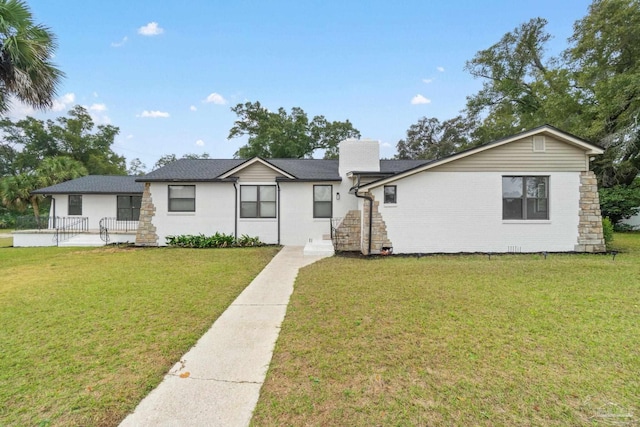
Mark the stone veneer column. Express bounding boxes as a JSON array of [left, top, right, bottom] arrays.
[[361, 195, 392, 255], [135, 182, 159, 246], [334, 210, 362, 251], [575, 171, 606, 253]]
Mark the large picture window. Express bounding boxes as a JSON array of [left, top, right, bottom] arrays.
[[168, 185, 195, 212], [68, 195, 82, 215], [502, 176, 549, 220], [313, 185, 332, 218], [240, 185, 276, 218], [117, 195, 142, 220]]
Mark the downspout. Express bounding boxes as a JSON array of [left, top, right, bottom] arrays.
[[233, 180, 238, 240], [352, 176, 373, 256], [276, 182, 281, 245]]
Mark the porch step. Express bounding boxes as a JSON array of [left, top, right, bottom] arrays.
[[303, 238, 335, 257], [58, 234, 106, 247]]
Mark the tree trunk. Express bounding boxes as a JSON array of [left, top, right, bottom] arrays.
[[30, 195, 41, 228]]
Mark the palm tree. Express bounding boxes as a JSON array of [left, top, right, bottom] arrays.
[[0, 156, 86, 224], [0, 0, 63, 114]]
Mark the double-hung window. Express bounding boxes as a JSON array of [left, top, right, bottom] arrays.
[[384, 185, 397, 204], [168, 185, 195, 212], [68, 195, 82, 215], [241, 185, 276, 218], [313, 185, 332, 218], [502, 176, 549, 220], [117, 195, 142, 220]]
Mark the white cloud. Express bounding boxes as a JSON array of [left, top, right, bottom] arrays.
[[195, 139, 205, 147], [422, 78, 433, 84], [52, 92, 76, 112], [138, 110, 170, 118], [381, 142, 392, 148], [111, 36, 128, 47], [88, 103, 107, 112], [138, 22, 164, 36], [126, 134, 134, 139], [203, 92, 227, 105], [411, 94, 431, 105], [93, 92, 99, 98], [190, 105, 197, 111], [437, 66, 445, 72], [6, 98, 34, 119]]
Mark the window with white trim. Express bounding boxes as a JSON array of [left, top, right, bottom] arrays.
[[168, 185, 195, 212], [117, 195, 142, 220], [502, 176, 549, 220], [241, 185, 276, 218], [313, 185, 332, 218], [68, 195, 82, 215], [384, 185, 397, 204]]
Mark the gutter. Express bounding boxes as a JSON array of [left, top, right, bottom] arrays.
[[277, 182, 281, 245], [233, 180, 238, 239]]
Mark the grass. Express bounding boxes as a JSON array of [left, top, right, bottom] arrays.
[[0, 228, 13, 248], [0, 245, 279, 426], [253, 233, 640, 426]]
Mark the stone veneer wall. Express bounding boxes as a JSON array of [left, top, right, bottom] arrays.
[[333, 210, 361, 251], [135, 182, 159, 246], [361, 195, 392, 255], [575, 171, 606, 253]]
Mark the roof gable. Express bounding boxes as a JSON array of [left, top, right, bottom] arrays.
[[359, 125, 604, 191], [218, 157, 296, 179]]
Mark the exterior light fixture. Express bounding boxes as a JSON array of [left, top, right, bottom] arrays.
[[336, 192, 340, 200]]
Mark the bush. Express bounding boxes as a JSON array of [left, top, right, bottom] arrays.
[[602, 217, 614, 249], [165, 233, 264, 248], [599, 183, 640, 225]]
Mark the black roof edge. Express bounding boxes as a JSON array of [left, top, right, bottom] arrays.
[[31, 190, 143, 195], [275, 177, 342, 182], [135, 177, 239, 183]]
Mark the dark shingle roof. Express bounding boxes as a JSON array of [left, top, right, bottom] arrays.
[[32, 175, 144, 195], [141, 159, 245, 181], [138, 158, 430, 182], [380, 159, 432, 173], [269, 159, 339, 180]]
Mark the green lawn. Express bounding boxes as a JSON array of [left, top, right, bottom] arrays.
[[0, 229, 13, 248], [0, 245, 279, 426], [253, 234, 640, 426]]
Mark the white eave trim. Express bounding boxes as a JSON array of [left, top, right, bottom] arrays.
[[359, 125, 604, 191], [218, 157, 296, 179]]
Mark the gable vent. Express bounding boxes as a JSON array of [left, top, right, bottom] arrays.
[[532, 135, 546, 152]]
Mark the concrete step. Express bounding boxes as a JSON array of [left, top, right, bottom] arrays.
[[58, 234, 105, 247], [303, 239, 335, 256]]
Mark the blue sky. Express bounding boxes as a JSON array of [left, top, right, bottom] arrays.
[[15, 0, 593, 169]]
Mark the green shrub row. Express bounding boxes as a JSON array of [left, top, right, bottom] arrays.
[[165, 233, 264, 248]]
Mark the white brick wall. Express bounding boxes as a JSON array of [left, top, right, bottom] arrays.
[[371, 171, 581, 253], [151, 182, 236, 245], [52, 194, 118, 230]]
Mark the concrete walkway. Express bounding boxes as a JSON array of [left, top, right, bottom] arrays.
[[119, 246, 330, 427]]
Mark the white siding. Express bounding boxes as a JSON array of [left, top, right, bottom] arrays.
[[52, 194, 118, 229], [372, 171, 581, 253], [280, 182, 334, 245], [151, 182, 236, 245]]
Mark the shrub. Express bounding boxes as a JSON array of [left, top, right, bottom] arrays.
[[165, 233, 264, 248], [602, 217, 614, 249], [599, 183, 640, 225]]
